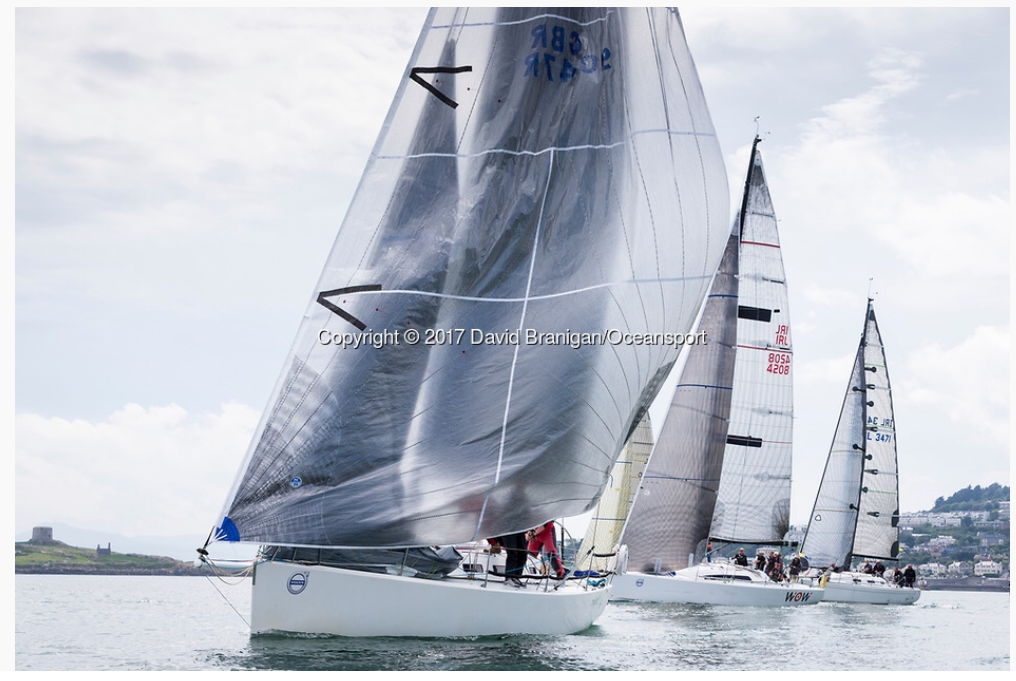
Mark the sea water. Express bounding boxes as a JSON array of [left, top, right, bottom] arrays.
[[15, 575, 1009, 671]]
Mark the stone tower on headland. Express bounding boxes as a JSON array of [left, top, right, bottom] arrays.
[[31, 526, 55, 543]]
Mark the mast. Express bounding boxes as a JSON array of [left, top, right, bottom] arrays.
[[738, 136, 761, 239], [849, 299, 902, 563], [709, 136, 794, 546], [842, 302, 873, 564]]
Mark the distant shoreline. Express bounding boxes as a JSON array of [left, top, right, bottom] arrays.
[[16, 565, 206, 576], [920, 577, 1009, 593], [15, 540, 206, 576]]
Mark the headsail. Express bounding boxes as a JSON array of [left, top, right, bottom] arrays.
[[214, 7, 729, 550], [710, 138, 793, 544], [619, 228, 739, 572], [574, 414, 653, 573], [802, 300, 901, 567]]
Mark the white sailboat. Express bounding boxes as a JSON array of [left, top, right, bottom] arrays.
[[199, 7, 730, 637], [608, 137, 823, 606], [799, 299, 920, 605]]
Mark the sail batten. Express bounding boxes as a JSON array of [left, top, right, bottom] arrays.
[[213, 7, 729, 550]]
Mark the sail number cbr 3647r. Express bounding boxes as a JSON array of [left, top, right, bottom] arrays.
[[524, 23, 612, 83]]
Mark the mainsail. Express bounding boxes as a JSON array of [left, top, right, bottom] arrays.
[[574, 414, 653, 573], [619, 228, 739, 572], [801, 300, 901, 568], [709, 138, 793, 545], [212, 7, 729, 551]]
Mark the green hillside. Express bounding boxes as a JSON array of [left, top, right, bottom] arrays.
[[15, 540, 203, 575], [931, 483, 1010, 513]]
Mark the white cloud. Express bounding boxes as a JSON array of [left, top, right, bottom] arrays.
[[16, 8, 427, 237], [795, 353, 857, 388], [942, 88, 979, 104], [16, 402, 260, 537], [812, 50, 923, 139], [882, 191, 1009, 277], [801, 287, 865, 310], [903, 325, 1010, 448]]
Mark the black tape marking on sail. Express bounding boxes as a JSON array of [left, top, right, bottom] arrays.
[[316, 285, 383, 330], [410, 66, 473, 108]]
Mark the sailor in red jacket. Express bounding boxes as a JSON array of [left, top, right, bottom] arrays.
[[526, 521, 566, 578]]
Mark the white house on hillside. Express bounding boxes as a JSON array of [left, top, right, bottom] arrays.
[[974, 560, 1002, 577]]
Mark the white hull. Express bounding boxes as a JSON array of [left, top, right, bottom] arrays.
[[610, 564, 824, 606], [250, 560, 610, 637], [812, 571, 921, 605]]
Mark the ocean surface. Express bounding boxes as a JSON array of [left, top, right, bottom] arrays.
[[15, 575, 1009, 671]]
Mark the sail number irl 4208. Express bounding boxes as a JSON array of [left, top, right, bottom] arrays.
[[766, 352, 791, 376], [524, 23, 612, 83]]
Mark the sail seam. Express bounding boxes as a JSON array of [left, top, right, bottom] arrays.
[[643, 475, 721, 482], [333, 275, 713, 307], [376, 132, 716, 161], [432, 11, 614, 30]]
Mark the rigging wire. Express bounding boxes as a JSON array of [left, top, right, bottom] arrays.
[[203, 572, 251, 629], [199, 556, 255, 629]]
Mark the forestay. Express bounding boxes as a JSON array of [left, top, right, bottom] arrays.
[[213, 7, 729, 550]]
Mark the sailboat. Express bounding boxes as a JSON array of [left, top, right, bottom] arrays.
[[607, 137, 823, 606], [199, 7, 730, 637], [799, 299, 920, 605]]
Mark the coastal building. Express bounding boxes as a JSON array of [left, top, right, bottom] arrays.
[[974, 560, 1002, 577], [31, 526, 54, 542], [926, 536, 957, 556], [899, 510, 1010, 529], [947, 561, 973, 576], [978, 534, 1007, 549]]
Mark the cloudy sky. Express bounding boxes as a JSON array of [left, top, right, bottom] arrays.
[[15, 8, 1009, 554]]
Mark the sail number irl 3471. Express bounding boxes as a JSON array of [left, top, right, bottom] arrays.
[[524, 23, 612, 83]]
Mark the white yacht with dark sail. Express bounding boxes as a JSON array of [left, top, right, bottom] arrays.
[[799, 299, 920, 605], [199, 7, 730, 637]]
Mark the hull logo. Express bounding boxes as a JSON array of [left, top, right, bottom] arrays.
[[635, 578, 644, 587], [785, 591, 811, 602], [287, 572, 309, 595]]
